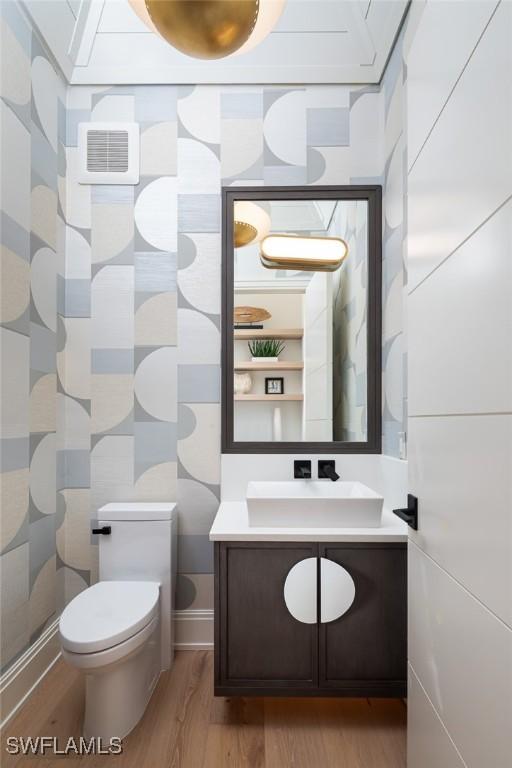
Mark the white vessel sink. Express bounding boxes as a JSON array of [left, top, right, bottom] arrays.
[[246, 480, 384, 528]]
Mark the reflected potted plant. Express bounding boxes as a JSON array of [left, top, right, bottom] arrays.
[[248, 339, 285, 364]]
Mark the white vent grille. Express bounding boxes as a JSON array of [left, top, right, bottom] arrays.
[[78, 122, 139, 185], [87, 130, 129, 173]]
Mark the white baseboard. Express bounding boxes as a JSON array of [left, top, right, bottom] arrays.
[[173, 609, 214, 650], [0, 618, 61, 729]]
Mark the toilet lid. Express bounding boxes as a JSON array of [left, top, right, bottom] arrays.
[[59, 581, 160, 654]]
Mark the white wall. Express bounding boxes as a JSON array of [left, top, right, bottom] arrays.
[[405, 2, 512, 766]]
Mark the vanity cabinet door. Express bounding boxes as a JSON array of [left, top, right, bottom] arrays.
[[215, 542, 319, 694], [318, 543, 407, 696]]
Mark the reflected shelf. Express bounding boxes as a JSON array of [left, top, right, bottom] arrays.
[[234, 394, 304, 401], [234, 361, 303, 371], [233, 328, 303, 340]]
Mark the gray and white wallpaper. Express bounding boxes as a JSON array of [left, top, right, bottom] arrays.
[[332, 200, 368, 442], [1, 1, 65, 671], [381, 31, 407, 457], [1, 2, 406, 673], [62, 80, 389, 619]]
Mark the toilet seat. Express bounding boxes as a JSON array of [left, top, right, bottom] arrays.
[[59, 581, 160, 654]]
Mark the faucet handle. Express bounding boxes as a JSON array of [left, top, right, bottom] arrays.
[[294, 460, 311, 479]]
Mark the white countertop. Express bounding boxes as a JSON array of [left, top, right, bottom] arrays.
[[209, 501, 408, 542]]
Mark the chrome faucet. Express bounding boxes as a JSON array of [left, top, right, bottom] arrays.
[[318, 460, 340, 481]]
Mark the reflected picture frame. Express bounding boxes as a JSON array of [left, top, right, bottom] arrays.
[[265, 377, 284, 395], [221, 185, 382, 454]]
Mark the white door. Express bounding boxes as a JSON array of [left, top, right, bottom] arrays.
[[405, 2, 512, 767]]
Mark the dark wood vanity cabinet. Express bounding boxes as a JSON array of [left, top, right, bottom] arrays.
[[214, 541, 407, 698], [318, 543, 407, 695], [215, 542, 318, 693]]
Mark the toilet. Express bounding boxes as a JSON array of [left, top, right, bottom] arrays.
[[59, 503, 176, 740]]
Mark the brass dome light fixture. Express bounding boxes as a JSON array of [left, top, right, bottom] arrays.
[[127, 0, 286, 60], [233, 201, 271, 248]]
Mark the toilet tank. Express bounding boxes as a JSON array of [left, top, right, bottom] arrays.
[[96, 503, 177, 670]]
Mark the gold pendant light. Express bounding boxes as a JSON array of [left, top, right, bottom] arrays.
[[146, 0, 258, 59], [234, 201, 271, 248], [128, 1, 285, 60], [234, 221, 258, 247], [260, 234, 349, 272]]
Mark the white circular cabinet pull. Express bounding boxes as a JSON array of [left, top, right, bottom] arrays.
[[283, 557, 317, 624], [320, 557, 355, 623]]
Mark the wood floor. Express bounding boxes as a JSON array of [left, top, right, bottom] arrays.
[[1, 652, 406, 767]]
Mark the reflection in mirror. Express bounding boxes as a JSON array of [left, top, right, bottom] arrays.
[[232, 199, 368, 443]]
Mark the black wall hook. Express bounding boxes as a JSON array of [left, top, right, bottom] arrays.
[[393, 495, 418, 530]]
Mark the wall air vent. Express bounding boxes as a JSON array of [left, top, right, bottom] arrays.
[[78, 122, 139, 185]]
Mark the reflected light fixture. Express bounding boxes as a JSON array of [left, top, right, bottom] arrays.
[[127, 1, 286, 60], [260, 234, 348, 272], [234, 201, 271, 248]]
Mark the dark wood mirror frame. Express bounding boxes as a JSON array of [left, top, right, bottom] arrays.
[[221, 185, 382, 454]]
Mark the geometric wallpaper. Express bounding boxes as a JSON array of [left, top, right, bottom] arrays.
[[1, 4, 406, 673], [1, 1, 64, 673], [63, 79, 390, 620], [332, 200, 368, 442], [381, 31, 408, 458]]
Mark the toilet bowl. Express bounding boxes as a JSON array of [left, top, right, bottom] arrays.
[[60, 581, 161, 740], [59, 503, 176, 740]]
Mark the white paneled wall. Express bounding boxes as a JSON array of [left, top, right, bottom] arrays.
[[406, 1, 498, 167], [409, 543, 512, 767], [409, 201, 512, 416], [407, 0, 510, 290], [408, 667, 466, 768], [406, 2, 512, 766], [408, 415, 512, 625]]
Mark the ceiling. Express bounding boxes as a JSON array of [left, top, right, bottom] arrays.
[[266, 200, 339, 233], [23, 0, 409, 85]]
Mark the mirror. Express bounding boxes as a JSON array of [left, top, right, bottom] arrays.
[[222, 187, 382, 453]]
